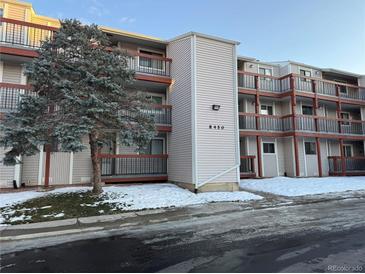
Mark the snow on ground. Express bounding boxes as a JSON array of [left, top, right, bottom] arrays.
[[0, 187, 88, 208], [0, 184, 261, 213], [240, 176, 365, 197]]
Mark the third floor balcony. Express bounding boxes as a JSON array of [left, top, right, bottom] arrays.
[[238, 71, 365, 102]]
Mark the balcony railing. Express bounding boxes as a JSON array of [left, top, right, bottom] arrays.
[[0, 18, 172, 77], [239, 113, 293, 132], [143, 104, 172, 125], [238, 71, 365, 102], [0, 17, 57, 48], [240, 155, 256, 178], [0, 83, 35, 111], [239, 112, 365, 136], [328, 156, 365, 176], [98, 154, 168, 176]]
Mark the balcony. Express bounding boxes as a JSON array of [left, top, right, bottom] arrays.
[[0, 83, 172, 126], [0, 18, 172, 78], [328, 156, 365, 176], [240, 155, 256, 178], [98, 154, 168, 182], [238, 71, 365, 102], [239, 113, 365, 136]]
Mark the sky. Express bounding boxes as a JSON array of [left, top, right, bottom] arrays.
[[30, 0, 365, 74]]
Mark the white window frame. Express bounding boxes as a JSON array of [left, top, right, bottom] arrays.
[[343, 144, 353, 157], [137, 47, 165, 72], [258, 66, 273, 81], [304, 141, 317, 155], [262, 142, 276, 154], [299, 67, 312, 82], [260, 104, 274, 115], [340, 111, 351, 126]]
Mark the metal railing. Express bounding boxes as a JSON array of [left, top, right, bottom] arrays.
[[99, 154, 168, 176], [0, 17, 57, 48], [239, 113, 293, 132], [238, 71, 365, 102], [328, 156, 365, 175], [127, 53, 171, 77], [0, 83, 35, 111], [240, 155, 256, 177], [144, 104, 172, 125]]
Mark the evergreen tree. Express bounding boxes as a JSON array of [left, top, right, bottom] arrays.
[[0, 19, 156, 194]]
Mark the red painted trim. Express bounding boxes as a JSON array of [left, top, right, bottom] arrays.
[[339, 139, 346, 176], [0, 83, 31, 89], [103, 176, 168, 183], [0, 17, 59, 31], [316, 137, 322, 177], [256, 136, 262, 177], [134, 74, 172, 84], [240, 155, 255, 159], [156, 125, 172, 132], [44, 144, 51, 188], [97, 154, 168, 159], [293, 135, 300, 177], [0, 46, 39, 58]]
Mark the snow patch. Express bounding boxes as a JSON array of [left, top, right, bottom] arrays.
[[240, 176, 365, 197]]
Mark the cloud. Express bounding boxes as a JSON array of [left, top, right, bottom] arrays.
[[119, 17, 137, 24], [88, 0, 110, 17]]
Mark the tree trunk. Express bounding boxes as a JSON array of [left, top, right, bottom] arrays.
[[89, 130, 103, 194]]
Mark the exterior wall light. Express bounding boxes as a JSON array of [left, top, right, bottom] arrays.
[[212, 104, 221, 111]]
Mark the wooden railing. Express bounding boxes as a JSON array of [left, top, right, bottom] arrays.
[[0, 83, 34, 111], [240, 155, 256, 177], [238, 71, 365, 102], [0, 17, 172, 77], [239, 112, 365, 136], [0, 82, 172, 124], [328, 156, 365, 176], [98, 154, 168, 176]]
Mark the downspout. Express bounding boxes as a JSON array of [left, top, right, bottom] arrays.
[[195, 42, 241, 190]]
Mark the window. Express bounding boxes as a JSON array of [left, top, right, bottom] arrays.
[[340, 112, 350, 126], [259, 67, 272, 80], [302, 105, 313, 115], [300, 69, 311, 82], [138, 49, 164, 71], [305, 142, 316, 155], [140, 139, 164, 155], [339, 85, 348, 94], [146, 95, 163, 105], [343, 145, 353, 157], [0, 8, 3, 26], [263, 143, 275, 154], [260, 104, 273, 115]]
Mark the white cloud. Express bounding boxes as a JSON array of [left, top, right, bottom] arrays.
[[88, 0, 110, 17], [119, 16, 137, 24]]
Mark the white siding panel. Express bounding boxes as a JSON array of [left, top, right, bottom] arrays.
[[0, 147, 15, 188], [166, 37, 193, 184], [21, 154, 40, 186], [72, 137, 92, 184], [195, 37, 238, 183], [2, 63, 22, 84]]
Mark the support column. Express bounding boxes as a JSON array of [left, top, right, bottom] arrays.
[[44, 144, 51, 187], [290, 75, 300, 177], [316, 137, 322, 177], [256, 136, 262, 178], [339, 138, 345, 176]]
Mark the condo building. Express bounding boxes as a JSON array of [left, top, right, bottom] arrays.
[[0, 0, 364, 191]]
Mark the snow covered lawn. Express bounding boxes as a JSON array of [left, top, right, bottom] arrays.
[[0, 184, 261, 225], [240, 176, 365, 197]]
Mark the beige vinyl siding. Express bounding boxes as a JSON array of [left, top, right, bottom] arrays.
[[321, 140, 329, 176], [72, 138, 92, 184], [298, 137, 306, 176], [6, 4, 26, 20], [21, 154, 40, 186], [195, 36, 238, 184], [0, 147, 15, 188], [246, 136, 259, 177], [2, 63, 22, 84], [276, 138, 286, 176], [283, 137, 295, 177], [166, 37, 193, 184], [49, 152, 71, 184]]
